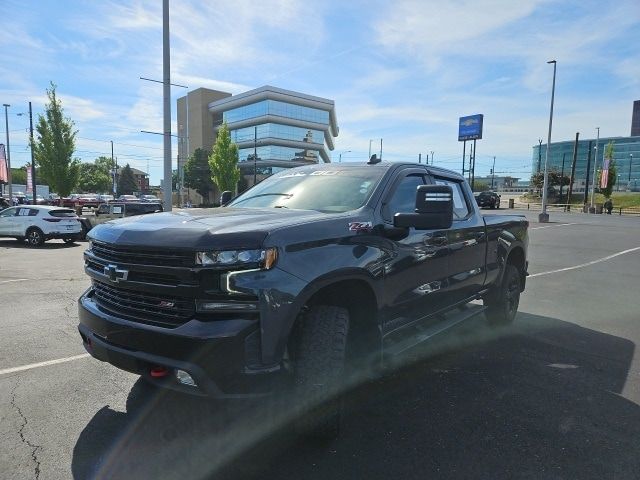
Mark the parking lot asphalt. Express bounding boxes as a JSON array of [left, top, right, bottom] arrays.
[[1, 209, 640, 480]]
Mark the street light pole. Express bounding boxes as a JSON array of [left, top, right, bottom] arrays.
[[338, 150, 351, 163], [162, 0, 172, 211], [3, 104, 12, 202], [491, 156, 496, 189], [539, 59, 556, 223], [590, 127, 600, 210], [430, 150, 434, 165]]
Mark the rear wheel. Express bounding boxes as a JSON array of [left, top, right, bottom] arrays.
[[293, 305, 349, 440], [484, 264, 521, 326], [26, 228, 44, 247]]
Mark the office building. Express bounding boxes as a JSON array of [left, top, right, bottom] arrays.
[[177, 85, 339, 183]]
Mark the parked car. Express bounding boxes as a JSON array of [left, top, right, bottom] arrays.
[[0, 205, 82, 246], [475, 191, 501, 209], [138, 194, 160, 202], [12, 192, 28, 205], [79, 162, 528, 438], [98, 194, 114, 203], [25, 194, 48, 205], [93, 201, 163, 223], [79, 195, 101, 208], [117, 195, 138, 202]]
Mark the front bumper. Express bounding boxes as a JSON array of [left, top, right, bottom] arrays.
[[78, 289, 284, 397]]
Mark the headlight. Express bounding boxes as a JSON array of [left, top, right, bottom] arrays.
[[87, 240, 93, 252], [195, 247, 277, 269]]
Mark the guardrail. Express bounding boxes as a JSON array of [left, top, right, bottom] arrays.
[[506, 202, 640, 216]]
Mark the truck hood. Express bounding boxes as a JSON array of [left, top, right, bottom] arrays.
[[88, 207, 344, 250]]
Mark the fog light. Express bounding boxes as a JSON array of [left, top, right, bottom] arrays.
[[175, 369, 196, 387]]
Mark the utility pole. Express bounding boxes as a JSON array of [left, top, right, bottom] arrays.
[[461, 140, 467, 176], [379, 138, 382, 160], [162, 0, 172, 211], [430, 151, 434, 165], [28, 102, 36, 204], [583, 141, 592, 206], [368, 139, 372, 159], [3, 104, 11, 202], [589, 127, 600, 211], [111, 140, 116, 195], [418, 153, 421, 164], [559, 152, 566, 198], [491, 156, 496, 189], [565, 132, 579, 211], [537, 138, 542, 173], [471, 139, 477, 190], [539, 59, 557, 223]]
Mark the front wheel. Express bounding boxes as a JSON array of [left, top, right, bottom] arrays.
[[293, 305, 349, 440], [484, 264, 521, 326], [26, 228, 45, 247]]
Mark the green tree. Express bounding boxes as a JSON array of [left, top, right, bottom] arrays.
[[472, 181, 489, 192], [32, 82, 80, 197], [599, 141, 617, 198], [78, 162, 112, 193], [530, 169, 570, 191], [10, 168, 27, 185], [117, 164, 139, 196], [184, 148, 215, 199], [209, 123, 240, 193]]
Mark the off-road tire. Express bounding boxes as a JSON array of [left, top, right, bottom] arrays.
[[484, 264, 521, 326], [26, 228, 44, 247], [294, 305, 349, 440]]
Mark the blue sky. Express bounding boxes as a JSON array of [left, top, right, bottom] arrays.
[[1, 0, 639, 184]]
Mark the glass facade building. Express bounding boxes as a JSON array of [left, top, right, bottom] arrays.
[[533, 136, 640, 192], [209, 86, 338, 175]]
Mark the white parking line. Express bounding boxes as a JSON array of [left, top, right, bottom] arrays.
[[0, 278, 29, 285], [530, 223, 577, 230], [529, 246, 640, 278], [0, 354, 90, 376]]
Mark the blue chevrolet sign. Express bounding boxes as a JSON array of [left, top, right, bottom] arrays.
[[458, 114, 484, 141]]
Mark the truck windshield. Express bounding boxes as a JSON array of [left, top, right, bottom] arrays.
[[229, 167, 385, 212]]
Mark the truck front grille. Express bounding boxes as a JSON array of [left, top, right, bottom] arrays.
[[92, 280, 195, 327], [92, 241, 194, 267]]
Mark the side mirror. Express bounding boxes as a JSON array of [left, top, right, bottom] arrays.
[[220, 191, 233, 206], [394, 184, 453, 230]]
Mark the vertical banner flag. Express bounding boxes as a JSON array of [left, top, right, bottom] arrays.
[[600, 159, 610, 189], [0, 144, 7, 183], [26, 164, 33, 193]]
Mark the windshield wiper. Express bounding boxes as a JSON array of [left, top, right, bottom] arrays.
[[232, 193, 293, 204]]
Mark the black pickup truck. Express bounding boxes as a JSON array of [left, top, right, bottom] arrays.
[[78, 162, 528, 437]]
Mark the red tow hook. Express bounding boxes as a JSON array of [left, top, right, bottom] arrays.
[[150, 366, 170, 378]]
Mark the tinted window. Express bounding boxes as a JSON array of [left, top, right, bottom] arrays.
[[384, 174, 425, 220], [17, 208, 38, 216], [49, 209, 76, 217], [434, 178, 470, 219]]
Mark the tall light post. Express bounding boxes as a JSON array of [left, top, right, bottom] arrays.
[[590, 127, 600, 210], [162, 0, 172, 211], [430, 150, 434, 165], [3, 104, 12, 202], [539, 60, 557, 223], [338, 150, 351, 163]]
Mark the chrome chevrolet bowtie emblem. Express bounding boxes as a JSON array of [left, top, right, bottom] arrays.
[[104, 264, 128, 283]]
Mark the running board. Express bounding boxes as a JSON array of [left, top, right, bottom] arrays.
[[383, 304, 487, 358]]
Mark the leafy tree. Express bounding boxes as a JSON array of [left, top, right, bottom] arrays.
[[599, 141, 617, 199], [10, 168, 27, 185], [472, 181, 489, 192], [184, 148, 215, 199], [530, 169, 570, 191], [32, 82, 80, 197], [209, 123, 240, 193], [117, 164, 139, 196], [78, 162, 112, 193]]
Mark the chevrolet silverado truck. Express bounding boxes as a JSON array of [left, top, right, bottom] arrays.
[[78, 161, 528, 437]]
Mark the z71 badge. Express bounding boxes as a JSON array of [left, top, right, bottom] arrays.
[[348, 221, 373, 232]]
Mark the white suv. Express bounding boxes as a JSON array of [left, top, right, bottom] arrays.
[[0, 205, 82, 247]]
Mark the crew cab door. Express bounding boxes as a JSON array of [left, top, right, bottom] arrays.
[[431, 176, 487, 303], [379, 169, 449, 332]]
